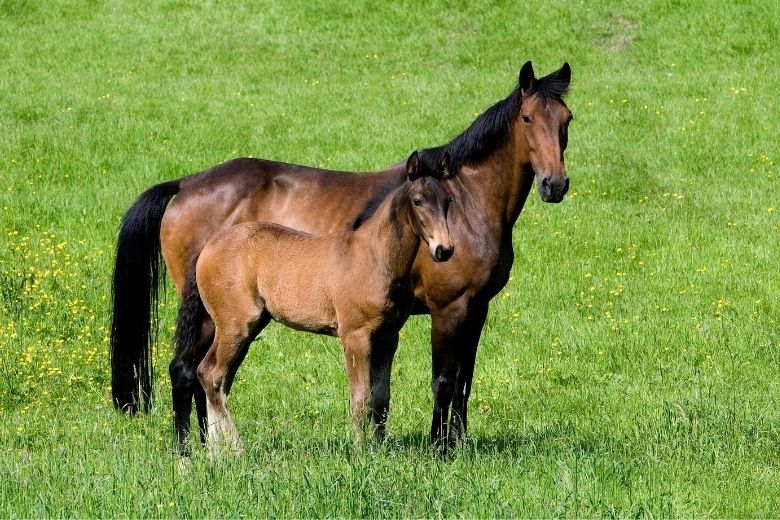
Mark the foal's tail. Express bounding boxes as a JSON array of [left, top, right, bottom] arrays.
[[110, 179, 180, 414]]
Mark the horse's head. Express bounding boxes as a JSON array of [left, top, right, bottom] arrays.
[[516, 61, 573, 203], [406, 151, 454, 262]]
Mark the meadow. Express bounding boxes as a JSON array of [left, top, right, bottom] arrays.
[[1, 0, 779, 516]]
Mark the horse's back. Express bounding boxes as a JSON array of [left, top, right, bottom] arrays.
[[160, 157, 405, 292]]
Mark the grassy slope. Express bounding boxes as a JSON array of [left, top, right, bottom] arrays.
[[1, 0, 779, 516]]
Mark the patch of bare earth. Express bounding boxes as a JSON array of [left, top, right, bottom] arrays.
[[598, 14, 637, 53]]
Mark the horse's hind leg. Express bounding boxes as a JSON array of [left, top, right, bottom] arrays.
[[369, 331, 399, 442], [197, 309, 270, 456], [171, 267, 215, 456], [169, 314, 214, 455]]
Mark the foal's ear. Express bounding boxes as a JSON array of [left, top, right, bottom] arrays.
[[406, 150, 421, 180], [439, 152, 453, 179], [519, 61, 536, 94]]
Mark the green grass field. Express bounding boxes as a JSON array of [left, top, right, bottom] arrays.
[[2, 0, 779, 516]]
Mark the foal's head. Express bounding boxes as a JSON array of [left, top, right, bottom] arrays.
[[517, 61, 573, 203], [405, 151, 454, 262]]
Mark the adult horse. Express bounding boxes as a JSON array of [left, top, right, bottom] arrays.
[[110, 61, 573, 452]]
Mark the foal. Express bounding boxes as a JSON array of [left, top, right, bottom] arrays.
[[192, 151, 454, 451]]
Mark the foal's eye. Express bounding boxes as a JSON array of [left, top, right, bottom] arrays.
[[413, 199, 422, 207], [522, 115, 532, 124]]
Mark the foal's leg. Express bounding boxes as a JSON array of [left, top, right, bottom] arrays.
[[369, 331, 399, 441], [340, 328, 373, 443], [197, 310, 269, 455]]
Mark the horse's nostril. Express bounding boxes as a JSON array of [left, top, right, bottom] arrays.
[[541, 177, 550, 188], [434, 245, 443, 260]]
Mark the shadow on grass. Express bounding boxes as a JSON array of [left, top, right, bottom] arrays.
[[235, 419, 610, 460]]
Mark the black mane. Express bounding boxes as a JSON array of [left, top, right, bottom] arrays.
[[350, 176, 404, 230], [535, 68, 570, 105], [421, 67, 569, 172], [350, 66, 569, 229]]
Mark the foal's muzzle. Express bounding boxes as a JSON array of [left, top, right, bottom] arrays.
[[433, 244, 454, 262], [539, 175, 570, 203]]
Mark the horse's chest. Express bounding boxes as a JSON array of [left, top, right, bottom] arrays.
[[416, 235, 513, 306], [382, 278, 414, 318], [478, 236, 515, 298]]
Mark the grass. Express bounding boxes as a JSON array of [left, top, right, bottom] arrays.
[[2, 0, 779, 516]]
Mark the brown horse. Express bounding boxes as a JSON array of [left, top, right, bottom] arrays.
[[110, 61, 573, 453], [181, 151, 453, 452]]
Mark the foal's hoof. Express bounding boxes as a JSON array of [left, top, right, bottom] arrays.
[[177, 456, 192, 474], [207, 439, 244, 460]]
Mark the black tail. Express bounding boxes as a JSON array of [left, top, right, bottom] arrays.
[[110, 179, 180, 414]]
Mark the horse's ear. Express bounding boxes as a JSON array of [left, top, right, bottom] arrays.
[[439, 152, 452, 179], [519, 61, 535, 94], [406, 151, 421, 180], [558, 62, 571, 87]]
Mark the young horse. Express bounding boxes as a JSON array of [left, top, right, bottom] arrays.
[[184, 151, 453, 450], [111, 61, 573, 454]]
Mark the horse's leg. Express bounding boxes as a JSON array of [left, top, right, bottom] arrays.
[[169, 355, 197, 456], [369, 331, 399, 442], [170, 266, 215, 456], [340, 328, 373, 444], [197, 311, 268, 456], [429, 296, 472, 454], [170, 313, 214, 453], [448, 302, 489, 442]]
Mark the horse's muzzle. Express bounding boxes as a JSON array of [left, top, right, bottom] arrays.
[[433, 244, 454, 262], [539, 175, 569, 203]]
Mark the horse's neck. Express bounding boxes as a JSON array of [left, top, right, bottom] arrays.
[[453, 132, 534, 230], [352, 186, 419, 280]]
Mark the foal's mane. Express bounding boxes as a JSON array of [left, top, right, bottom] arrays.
[[351, 176, 405, 230]]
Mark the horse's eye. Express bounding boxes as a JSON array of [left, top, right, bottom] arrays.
[[413, 199, 422, 207], [522, 115, 532, 124]]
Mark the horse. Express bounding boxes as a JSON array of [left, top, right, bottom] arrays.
[[177, 151, 453, 453], [110, 60, 573, 454]]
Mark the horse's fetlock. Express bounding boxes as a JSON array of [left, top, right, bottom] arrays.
[[431, 374, 455, 395]]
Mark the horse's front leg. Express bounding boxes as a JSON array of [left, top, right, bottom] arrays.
[[340, 328, 373, 444], [369, 331, 399, 441], [449, 302, 489, 442], [429, 297, 488, 454]]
